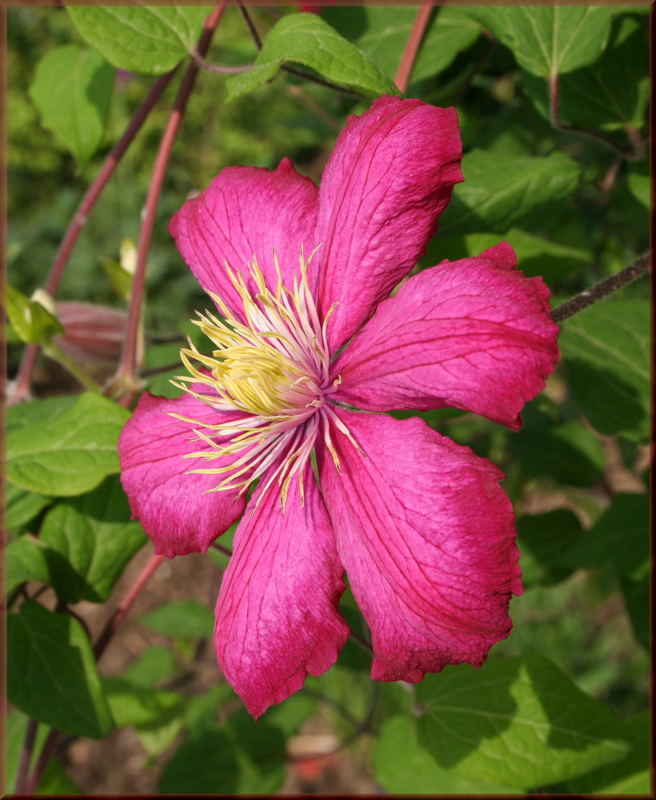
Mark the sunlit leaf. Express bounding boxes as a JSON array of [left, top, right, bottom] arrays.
[[67, 6, 208, 75], [550, 711, 650, 794], [464, 7, 616, 77], [39, 476, 146, 603], [7, 393, 129, 496], [374, 715, 519, 794], [29, 45, 114, 166], [226, 13, 399, 102], [417, 655, 632, 788]]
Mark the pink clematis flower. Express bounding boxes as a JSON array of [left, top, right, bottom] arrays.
[[119, 95, 559, 718]]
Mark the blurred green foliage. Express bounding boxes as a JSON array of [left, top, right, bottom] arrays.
[[7, 5, 649, 795]]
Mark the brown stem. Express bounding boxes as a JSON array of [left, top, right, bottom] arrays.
[[350, 628, 373, 654], [549, 73, 643, 162], [25, 729, 59, 795], [113, 1, 227, 402], [14, 719, 38, 793], [237, 1, 263, 50], [190, 50, 254, 74], [94, 552, 165, 660], [551, 253, 650, 324], [212, 541, 234, 558], [10, 69, 178, 405], [394, 2, 434, 94]]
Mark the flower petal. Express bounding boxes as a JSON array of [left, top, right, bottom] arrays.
[[215, 463, 349, 718], [316, 95, 463, 350], [168, 158, 319, 317], [319, 409, 522, 683], [119, 392, 247, 558], [332, 244, 560, 430]]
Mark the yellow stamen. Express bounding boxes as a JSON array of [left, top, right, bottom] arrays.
[[170, 251, 354, 508]]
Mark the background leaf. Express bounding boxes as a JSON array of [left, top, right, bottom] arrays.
[[323, 6, 481, 85], [29, 45, 114, 166], [417, 655, 632, 788], [509, 419, 606, 488], [517, 509, 585, 587], [139, 600, 214, 639], [560, 493, 648, 580], [67, 6, 208, 75], [7, 393, 129, 496], [8, 601, 114, 738], [560, 299, 649, 442], [158, 710, 286, 794], [226, 13, 399, 102]]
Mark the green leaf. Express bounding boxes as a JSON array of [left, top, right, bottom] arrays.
[[417, 655, 632, 788], [8, 601, 114, 738], [6, 483, 51, 532], [627, 163, 649, 208], [6, 536, 51, 596], [622, 575, 649, 650], [438, 150, 581, 236], [102, 677, 185, 729], [324, 6, 481, 85], [427, 228, 590, 284], [374, 716, 519, 794], [523, 16, 648, 134], [6, 285, 64, 345], [464, 7, 616, 77], [559, 493, 648, 580], [226, 13, 399, 102], [7, 393, 129, 496], [184, 685, 236, 735], [67, 6, 208, 75], [560, 299, 649, 442], [37, 757, 81, 795], [29, 45, 114, 167], [122, 646, 179, 688], [139, 600, 214, 639], [509, 419, 606, 488], [552, 711, 650, 794], [39, 476, 146, 603], [264, 692, 317, 737], [158, 727, 240, 793], [517, 509, 585, 587], [159, 711, 286, 794]]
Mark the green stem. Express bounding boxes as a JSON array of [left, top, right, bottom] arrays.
[[43, 342, 104, 393]]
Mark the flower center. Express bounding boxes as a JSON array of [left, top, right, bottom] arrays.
[[170, 252, 351, 507]]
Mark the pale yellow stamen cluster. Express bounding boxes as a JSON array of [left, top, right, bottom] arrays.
[[170, 252, 350, 508]]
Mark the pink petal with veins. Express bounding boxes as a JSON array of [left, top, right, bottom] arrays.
[[320, 410, 522, 682], [332, 244, 559, 430], [119, 392, 247, 558], [169, 158, 319, 318], [215, 463, 349, 718], [316, 95, 463, 350]]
